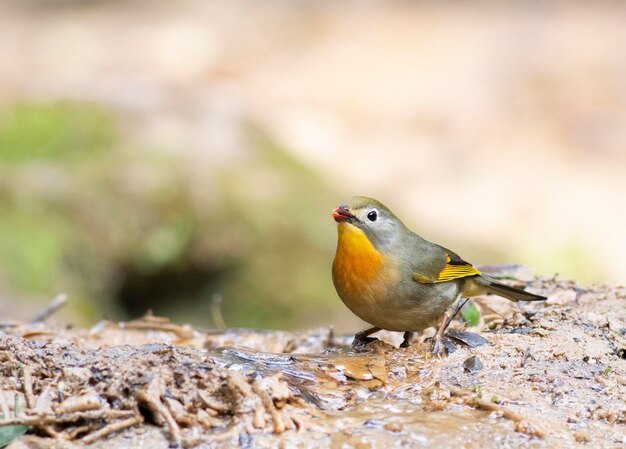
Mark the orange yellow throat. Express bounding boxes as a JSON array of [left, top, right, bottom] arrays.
[[332, 223, 385, 303]]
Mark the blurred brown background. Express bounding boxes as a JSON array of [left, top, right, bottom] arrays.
[[1, 1, 625, 331]]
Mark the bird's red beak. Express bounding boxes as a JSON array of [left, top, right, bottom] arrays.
[[332, 206, 355, 223]]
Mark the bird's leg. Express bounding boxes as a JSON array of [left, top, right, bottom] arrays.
[[450, 298, 470, 323], [400, 331, 413, 348], [350, 326, 380, 349], [431, 298, 469, 356], [431, 313, 449, 356]]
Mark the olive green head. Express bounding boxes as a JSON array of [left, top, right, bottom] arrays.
[[332, 196, 407, 250]]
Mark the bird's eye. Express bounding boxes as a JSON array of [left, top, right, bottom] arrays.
[[367, 210, 377, 222]]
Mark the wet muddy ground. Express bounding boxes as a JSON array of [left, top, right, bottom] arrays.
[[0, 275, 625, 448]]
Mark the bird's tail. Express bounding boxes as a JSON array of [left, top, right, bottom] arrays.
[[480, 275, 547, 302]]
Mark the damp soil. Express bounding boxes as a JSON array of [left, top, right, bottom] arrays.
[[0, 274, 625, 449]]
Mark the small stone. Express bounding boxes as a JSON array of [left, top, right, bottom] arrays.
[[447, 331, 488, 348], [463, 356, 483, 374], [573, 431, 591, 443], [62, 367, 92, 384], [515, 420, 544, 438], [384, 422, 403, 432], [546, 290, 577, 306]]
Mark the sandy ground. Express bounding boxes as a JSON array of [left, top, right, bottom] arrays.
[[0, 274, 624, 448]]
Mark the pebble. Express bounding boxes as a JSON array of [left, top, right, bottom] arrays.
[[546, 290, 577, 306], [384, 422, 403, 432], [573, 431, 591, 443], [463, 356, 483, 374]]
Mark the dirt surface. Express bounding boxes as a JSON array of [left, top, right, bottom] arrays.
[[0, 274, 625, 448]]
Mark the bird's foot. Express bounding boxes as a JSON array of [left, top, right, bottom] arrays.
[[400, 331, 413, 348], [430, 333, 447, 357], [349, 330, 379, 350]]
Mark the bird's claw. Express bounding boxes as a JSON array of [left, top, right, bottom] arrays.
[[430, 334, 447, 357], [350, 333, 378, 350], [400, 331, 412, 348]]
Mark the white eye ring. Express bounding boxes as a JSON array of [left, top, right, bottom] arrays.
[[367, 209, 378, 222]]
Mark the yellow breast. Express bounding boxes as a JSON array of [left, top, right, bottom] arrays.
[[332, 223, 385, 305]]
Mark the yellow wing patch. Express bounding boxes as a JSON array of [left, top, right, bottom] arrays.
[[435, 255, 481, 282]]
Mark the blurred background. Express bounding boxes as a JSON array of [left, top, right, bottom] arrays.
[[1, 0, 625, 332]]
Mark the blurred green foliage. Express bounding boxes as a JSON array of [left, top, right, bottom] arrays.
[[460, 301, 480, 327], [0, 214, 67, 294], [0, 100, 338, 329], [528, 241, 599, 284], [0, 101, 120, 319], [0, 102, 114, 163]]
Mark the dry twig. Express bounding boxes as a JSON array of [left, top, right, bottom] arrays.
[[55, 393, 102, 414], [0, 409, 137, 427], [80, 415, 144, 444], [30, 294, 68, 324], [252, 381, 285, 433], [120, 321, 194, 340], [21, 366, 36, 410], [0, 388, 11, 419], [450, 388, 544, 438], [136, 378, 181, 447]]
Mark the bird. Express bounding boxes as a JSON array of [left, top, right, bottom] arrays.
[[331, 196, 546, 354]]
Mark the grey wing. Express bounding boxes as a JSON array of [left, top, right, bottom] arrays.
[[405, 235, 449, 284]]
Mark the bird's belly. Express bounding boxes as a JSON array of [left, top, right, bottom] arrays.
[[332, 223, 459, 332], [334, 266, 459, 332], [347, 286, 458, 331]]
